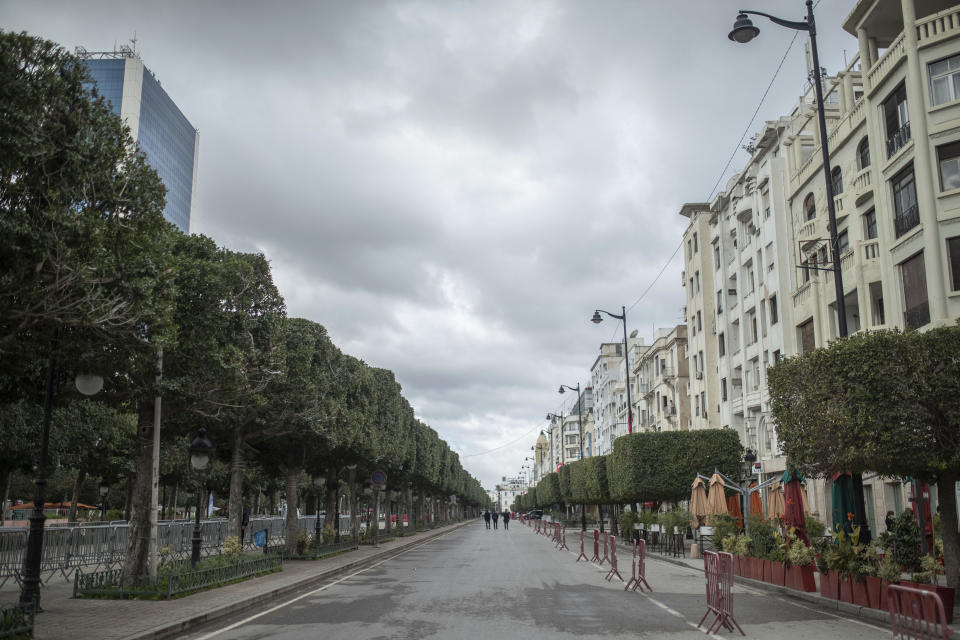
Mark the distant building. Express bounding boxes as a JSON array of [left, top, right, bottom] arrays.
[[79, 45, 199, 233]]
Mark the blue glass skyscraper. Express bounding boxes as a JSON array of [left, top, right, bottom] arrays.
[[80, 47, 198, 233]]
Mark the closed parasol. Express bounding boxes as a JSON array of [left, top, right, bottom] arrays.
[[705, 473, 729, 523], [767, 482, 785, 520], [749, 482, 763, 516], [831, 472, 856, 535], [782, 468, 808, 545], [727, 494, 743, 529], [690, 477, 708, 530]]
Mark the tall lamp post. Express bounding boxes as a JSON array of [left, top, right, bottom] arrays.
[[742, 448, 757, 536], [728, 0, 869, 542], [189, 428, 214, 568], [591, 307, 634, 435], [20, 366, 103, 610], [559, 383, 587, 531], [98, 481, 109, 523]]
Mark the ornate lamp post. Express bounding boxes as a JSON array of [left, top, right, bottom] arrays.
[[742, 448, 757, 536], [98, 481, 109, 523], [728, 0, 870, 542], [189, 428, 214, 567], [591, 307, 634, 434]]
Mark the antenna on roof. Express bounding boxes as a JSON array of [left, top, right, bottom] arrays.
[[130, 32, 137, 54]]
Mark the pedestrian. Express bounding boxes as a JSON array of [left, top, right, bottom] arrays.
[[492, 510, 499, 529], [501, 510, 510, 530], [483, 510, 491, 529], [885, 510, 895, 531]]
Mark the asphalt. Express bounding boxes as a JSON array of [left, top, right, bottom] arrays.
[[176, 520, 893, 639]]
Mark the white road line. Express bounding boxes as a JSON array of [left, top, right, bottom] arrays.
[[191, 529, 459, 640]]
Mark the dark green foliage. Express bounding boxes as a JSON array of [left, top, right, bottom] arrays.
[[558, 464, 573, 503], [607, 430, 742, 503], [878, 510, 922, 571], [536, 473, 561, 507], [566, 456, 610, 505]]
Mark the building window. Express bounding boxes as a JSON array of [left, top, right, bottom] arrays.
[[716, 290, 723, 314], [801, 258, 811, 283], [901, 252, 930, 329], [765, 206, 771, 219], [714, 244, 720, 270], [718, 332, 725, 357], [693, 232, 699, 253], [864, 209, 878, 240], [773, 349, 781, 363], [769, 295, 778, 325], [696, 310, 702, 332], [721, 378, 727, 401], [687, 239, 692, 259], [937, 141, 960, 191], [892, 166, 920, 238], [838, 229, 850, 254], [804, 193, 816, 221], [857, 137, 871, 170], [799, 319, 815, 353], [884, 84, 910, 158], [929, 53, 960, 106], [831, 166, 843, 195], [949, 236, 960, 292]]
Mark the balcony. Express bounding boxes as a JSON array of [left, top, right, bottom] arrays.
[[866, 32, 905, 94], [861, 239, 880, 262], [886, 122, 911, 159], [894, 204, 920, 238], [797, 219, 817, 243], [792, 281, 812, 308], [840, 248, 856, 273], [917, 8, 960, 47], [853, 168, 872, 204]]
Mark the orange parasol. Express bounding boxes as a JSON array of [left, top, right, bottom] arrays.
[[749, 482, 763, 516], [690, 477, 708, 530], [727, 494, 743, 529], [767, 482, 786, 520], [705, 473, 729, 524]]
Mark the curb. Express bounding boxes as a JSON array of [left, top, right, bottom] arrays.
[[119, 521, 473, 640], [646, 553, 892, 627]]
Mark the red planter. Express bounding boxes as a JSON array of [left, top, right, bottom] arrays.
[[750, 557, 762, 580], [900, 581, 955, 623], [820, 570, 839, 599], [762, 559, 772, 583], [864, 576, 882, 609], [786, 565, 817, 592], [852, 579, 870, 607], [734, 556, 742, 576], [839, 574, 854, 603], [770, 561, 786, 587]]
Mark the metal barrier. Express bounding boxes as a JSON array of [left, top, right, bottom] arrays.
[[698, 551, 743, 635], [599, 532, 609, 566], [590, 530, 600, 562], [604, 535, 623, 582], [625, 539, 651, 592], [557, 526, 569, 551], [575, 529, 587, 562], [887, 584, 952, 640]]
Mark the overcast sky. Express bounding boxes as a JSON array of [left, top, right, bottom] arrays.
[[2, 0, 857, 491]]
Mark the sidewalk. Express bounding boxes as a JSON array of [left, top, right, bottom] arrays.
[[3, 522, 470, 640]]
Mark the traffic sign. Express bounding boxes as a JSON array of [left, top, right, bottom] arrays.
[[371, 470, 387, 487]]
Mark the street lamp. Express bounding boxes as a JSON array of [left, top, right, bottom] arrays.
[[20, 360, 103, 610], [559, 383, 588, 532], [742, 448, 757, 536], [591, 307, 634, 434], [98, 481, 109, 523], [729, 0, 870, 542], [189, 428, 214, 567]]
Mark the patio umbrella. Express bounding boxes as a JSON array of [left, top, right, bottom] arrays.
[[800, 482, 810, 515], [690, 477, 708, 530], [831, 472, 856, 535], [727, 494, 743, 529], [705, 473, 729, 524], [782, 468, 809, 545], [748, 482, 763, 516], [766, 482, 785, 520]]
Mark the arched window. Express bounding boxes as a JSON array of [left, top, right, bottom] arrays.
[[857, 137, 871, 169], [804, 193, 816, 221], [831, 166, 843, 194]]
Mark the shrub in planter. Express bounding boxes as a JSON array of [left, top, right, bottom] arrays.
[[900, 554, 955, 623], [874, 552, 902, 611], [785, 539, 817, 592], [768, 532, 788, 587]]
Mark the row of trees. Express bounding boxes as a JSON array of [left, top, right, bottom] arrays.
[[0, 32, 486, 584], [513, 429, 742, 529], [768, 326, 960, 590]]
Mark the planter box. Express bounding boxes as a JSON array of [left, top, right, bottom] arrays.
[[786, 565, 817, 592], [770, 561, 786, 587], [865, 576, 882, 609], [820, 570, 839, 600], [762, 559, 772, 583], [900, 581, 955, 623], [838, 574, 854, 604], [733, 555, 742, 576], [852, 579, 870, 607]]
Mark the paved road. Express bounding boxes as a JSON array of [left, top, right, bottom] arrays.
[[184, 521, 887, 639]]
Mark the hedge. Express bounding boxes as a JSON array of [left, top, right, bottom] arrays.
[[536, 472, 561, 507], [565, 456, 610, 505], [608, 429, 742, 503], [558, 464, 573, 503]]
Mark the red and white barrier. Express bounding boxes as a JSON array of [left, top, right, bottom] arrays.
[[590, 530, 600, 562], [625, 538, 652, 592], [604, 535, 624, 582], [888, 584, 952, 640], [698, 551, 743, 635], [575, 529, 588, 562], [557, 525, 570, 551], [599, 532, 609, 566]]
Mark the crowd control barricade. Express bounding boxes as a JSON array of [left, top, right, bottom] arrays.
[[575, 529, 588, 562], [590, 530, 600, 562], [599, 532, 609, 566], [887, 584, 952, 640], [698, 551, 743, 635], [625, 539, 651, 592], [557, 526, 569, 551], [553, 523, 561, 547], [604, 536, 623, 582]]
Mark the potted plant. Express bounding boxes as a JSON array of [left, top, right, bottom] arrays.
[[901, 553, 955, 623], [826, 527, 863, 604], [875, 550, 901, 611], [813, 537, 838, 599], [785, 537, 817, 592], [734, 534, 751, 578], [721, 533, 740, 575], [768, 531, 788, 586]]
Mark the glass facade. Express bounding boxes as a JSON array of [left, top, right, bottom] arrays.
[[82, 58, 196, 232]]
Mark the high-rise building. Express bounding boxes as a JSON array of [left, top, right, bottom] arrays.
[[78, 45, 199, 233]]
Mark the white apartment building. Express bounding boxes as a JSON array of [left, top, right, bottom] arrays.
[[681, 203, 720, 430], [634, 325, 689, 432], [590, 342, 625, 456]]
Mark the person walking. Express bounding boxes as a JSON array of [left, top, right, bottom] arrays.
[[491, 510, 499, 529], [483, 510, 491, 529], [501, 510, 510, 530]]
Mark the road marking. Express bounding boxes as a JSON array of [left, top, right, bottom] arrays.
[[191, 528, 460, 640]]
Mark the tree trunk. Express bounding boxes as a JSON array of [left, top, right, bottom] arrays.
[[68, 469, 85, 523], [324, 470, 338, 535], [227, 429, 245, 539], [1, 471, 11, 526], [252, 487, 261, 516], [283, 465, 299, 555], [122, 398, 159, 585], [348, 468, 357, 541], [124, 478, 133, 520], [169, 483, 178, 520], [938, 471, 959, 591]]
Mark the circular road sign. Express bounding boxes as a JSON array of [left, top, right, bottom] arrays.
[[371, 470, 387, 486]]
